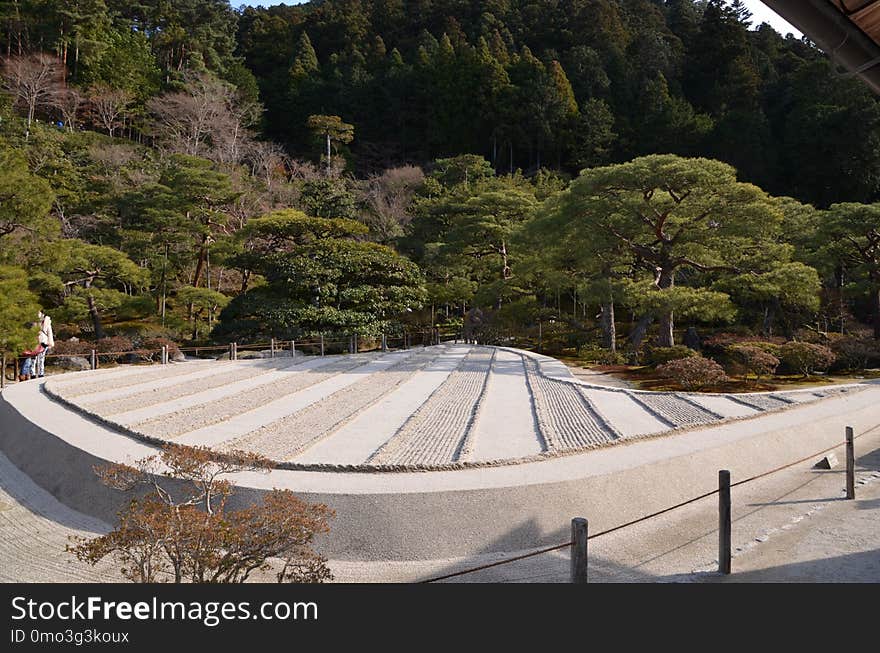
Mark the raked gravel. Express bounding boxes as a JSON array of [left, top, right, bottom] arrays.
[[130, 354, 378, 439], [728, 393, 793, 411], [83, 360, 302, 416], [368, 348, 495, 466], [221, 350, 442, 461], [627, 392, 721, 428], [46, 360, 216, 399], [524, 357, 619, 450]]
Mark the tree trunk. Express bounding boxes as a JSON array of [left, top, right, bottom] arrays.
[[657, 267, 675, 347], [600, 301, 616, 352], [628, 314, 653, 354], [86, 292, 104, 340], [874, 286, 880, 340]]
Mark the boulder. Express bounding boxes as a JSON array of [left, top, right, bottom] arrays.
[[49, 356, 90, 371]]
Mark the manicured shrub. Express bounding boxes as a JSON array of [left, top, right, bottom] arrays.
[[778, 342, 836, 377], [51, 339, 93, 356], [647, 345, 697, 366], [829, 336, 880, 371], [657, 356, 728, 391], [727, 344, 780, 382], [578, 345, 626, 365]]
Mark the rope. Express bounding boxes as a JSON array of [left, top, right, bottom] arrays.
[[421, 421, 880, 582]]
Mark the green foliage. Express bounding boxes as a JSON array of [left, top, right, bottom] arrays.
[[0, 144, 56, 244], [0, 265, 41, 353], [217, 212, 426, 339], [646, 346, 697, 366]]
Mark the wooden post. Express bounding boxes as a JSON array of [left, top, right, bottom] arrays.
[[232, 342, 238, 361], [381, 334, 387, 352], [320, 334, 325, 357], [846, 426, 855, 500], [404, 331, 408, 349], [570, 518, 588, 584], [538, 320, 543, 352], [13, 356, 18, 382], [270, 338, 276, 358], [290, 340, 295, 358], [229, 343, 234, 360], [719, 469, 731, 575], [160, 345, 166, 365], [1, 352, 6, 389], [90, 349, 97, 370]]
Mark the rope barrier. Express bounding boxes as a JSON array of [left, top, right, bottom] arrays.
[[421, 421, 880, 583]]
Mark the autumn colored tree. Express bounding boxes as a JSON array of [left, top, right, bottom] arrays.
[[68, 444, 334, 584]]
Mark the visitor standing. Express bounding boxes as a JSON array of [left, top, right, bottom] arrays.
[[36, 309, 54, 378]]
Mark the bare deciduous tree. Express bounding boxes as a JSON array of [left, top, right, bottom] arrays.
[[52, 84, 84, 131], [247, 140, 287, 188], [147, 71, 260, 166], [1, 52, 64, 139], [87, 83, 132, 137], [359, 165, 425, 242], [67, 444, 334, 583]]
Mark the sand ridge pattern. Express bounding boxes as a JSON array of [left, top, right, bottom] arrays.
[[45, 360, 219, 399], [82, 360, 305, 417], [626, 392, 721, 428], [727, 393, 794, 411], [220, 349, 443, 461], [367, 347, 496, 466], [129, 354, 379, 439], [524, 357, 621, 450]]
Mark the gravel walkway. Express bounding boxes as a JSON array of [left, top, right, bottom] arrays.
[[0, 451, 119, 583], [368, 348, 495, 465], [222, 350, 441, 461], [130, 355, 377, 439]]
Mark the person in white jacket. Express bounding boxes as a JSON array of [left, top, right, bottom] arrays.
[[36, 310, 54, 378]]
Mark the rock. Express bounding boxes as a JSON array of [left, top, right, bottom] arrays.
[[49, 356, 90, 371], [237, 350, 272, 360], [171, 350, 186, 362], [124, 352, 153, 364], [684, 326, 701, 351], [814, 452, 839, 469]]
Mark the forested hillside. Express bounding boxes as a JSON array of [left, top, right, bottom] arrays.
[[3, 0, 880, 380]]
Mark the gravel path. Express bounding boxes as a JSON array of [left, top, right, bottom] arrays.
[[627, 392, 722, 428], [83, 360, 301, 416], [0, 451, 119, 583], [130, 355, 377, 439], [368, 348, 495, 466], [524, 358, 619, 450], [46, 361, 217, 399], [223, 350, 441, 461]]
